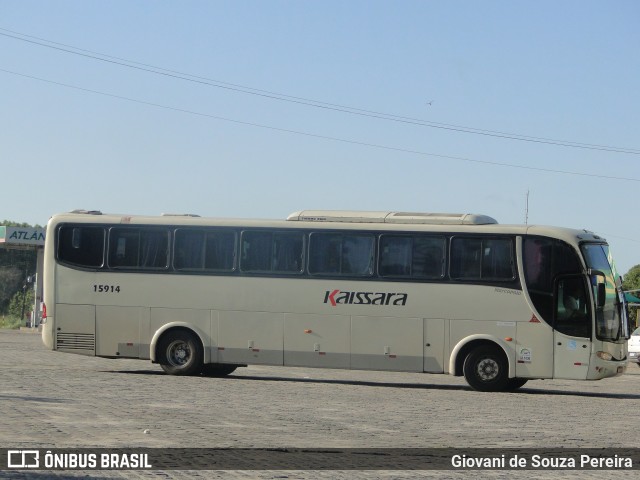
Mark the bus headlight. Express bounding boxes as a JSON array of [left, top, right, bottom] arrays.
[[596, 351, 613, 361]]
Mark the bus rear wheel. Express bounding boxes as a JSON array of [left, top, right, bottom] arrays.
[[158, 330, 203, 376], [463, 345, 509, 392], [201, 364, 238, 377], [506, 378, 528, 390]]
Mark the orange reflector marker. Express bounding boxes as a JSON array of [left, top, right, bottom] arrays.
[[530, 315, 540, 323], [505, 337, 513, 342]]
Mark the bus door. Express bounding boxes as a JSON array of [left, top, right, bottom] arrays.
[[552, 275, 591, 379]]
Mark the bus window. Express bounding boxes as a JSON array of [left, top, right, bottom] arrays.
[[241, 231, 304, 274], [555, 276, 590, 338], [450, 237, 514, 281], [58, 226, 105, 268], [308, 233, 374, 276], [379, 235, 445, 278], [175, 229, 236, 271], [523, 237, 583, 322], [108, 228, 169, 269], [272, 232, 304, 273]]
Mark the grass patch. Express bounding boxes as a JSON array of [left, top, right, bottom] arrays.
[[0, 315, 23, 329]]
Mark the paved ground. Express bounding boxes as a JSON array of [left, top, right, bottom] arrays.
[[1, 329, 639, 479]]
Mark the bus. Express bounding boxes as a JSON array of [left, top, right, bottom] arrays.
[[41, 209, 630, 392]]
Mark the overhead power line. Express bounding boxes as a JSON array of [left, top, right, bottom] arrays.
[[2, 67, 640, 184], [1, 27, 639, 155]]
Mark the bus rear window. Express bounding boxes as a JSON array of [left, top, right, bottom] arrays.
[[58, 226, 105, 268]]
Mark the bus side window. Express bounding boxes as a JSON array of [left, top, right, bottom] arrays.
[[272, 233, 304, 273], [204, 231, 236, 271], [524, 237, 583, 324], [108, 228, 168, 269], [309, 234, 342, 274], [241, 231, 303, 274], [482, 239, 514, 279], [379, 235, 445, 279], [309, 233, 374, 277], [555, 276, 590, 338], [139, 230, 169, 268], [379, 236, 411, 276], [450, 238, 482, 279], [412, 237, 445, 278], [109, 229, 139, 267], [342, 235, 374, 275], [175, 229, 236, 271], [241, 231, 272, 272], [175, 230, 205, 269], [450, 237, 514, 281], [58, 226, 105, 268]]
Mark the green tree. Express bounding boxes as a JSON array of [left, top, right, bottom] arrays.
[[0, 221, 38, 315], [1, 220, 43, 228], [623, 265, 640, 290], [623, 265, 640, 328], [0, 266, 22, 312], [8, 287, 35, 322]]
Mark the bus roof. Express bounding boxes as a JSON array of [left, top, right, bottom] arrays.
[[49, 210, 606, 245]]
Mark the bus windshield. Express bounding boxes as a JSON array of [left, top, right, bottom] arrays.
[[581, 243, 625, 342]]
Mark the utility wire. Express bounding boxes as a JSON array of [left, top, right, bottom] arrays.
[[1, 27, 639, 155], [595, 233, 640, 244], [2, 67, 640, 184]]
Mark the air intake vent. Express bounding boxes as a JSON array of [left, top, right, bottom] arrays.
[[56, 333, 95, 351]]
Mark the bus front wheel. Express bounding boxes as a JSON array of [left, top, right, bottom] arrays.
[[158, 330, 203, 376], [463, 345, 509, 392]]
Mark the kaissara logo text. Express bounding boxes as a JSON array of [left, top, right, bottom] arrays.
[[324, 289, 408, 307]]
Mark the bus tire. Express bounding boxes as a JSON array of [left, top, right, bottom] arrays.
[[201, 364, 238, 377], [463, 345, 509, 392], [505, 378, 528, 391], [158, 330, 203, 376]]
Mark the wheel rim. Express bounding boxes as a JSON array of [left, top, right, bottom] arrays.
[[166, 340, 191, 368], [476, 357, 500, 382]]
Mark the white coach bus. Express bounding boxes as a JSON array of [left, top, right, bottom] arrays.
[[41, 210, 629, 391]]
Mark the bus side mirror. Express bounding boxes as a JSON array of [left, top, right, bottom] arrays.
[[597, 283, 606, 308]]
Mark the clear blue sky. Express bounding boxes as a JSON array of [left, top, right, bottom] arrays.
[[1, 1, 639, 275]]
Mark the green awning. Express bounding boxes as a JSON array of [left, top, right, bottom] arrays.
[[625, 292, 640, 303]]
